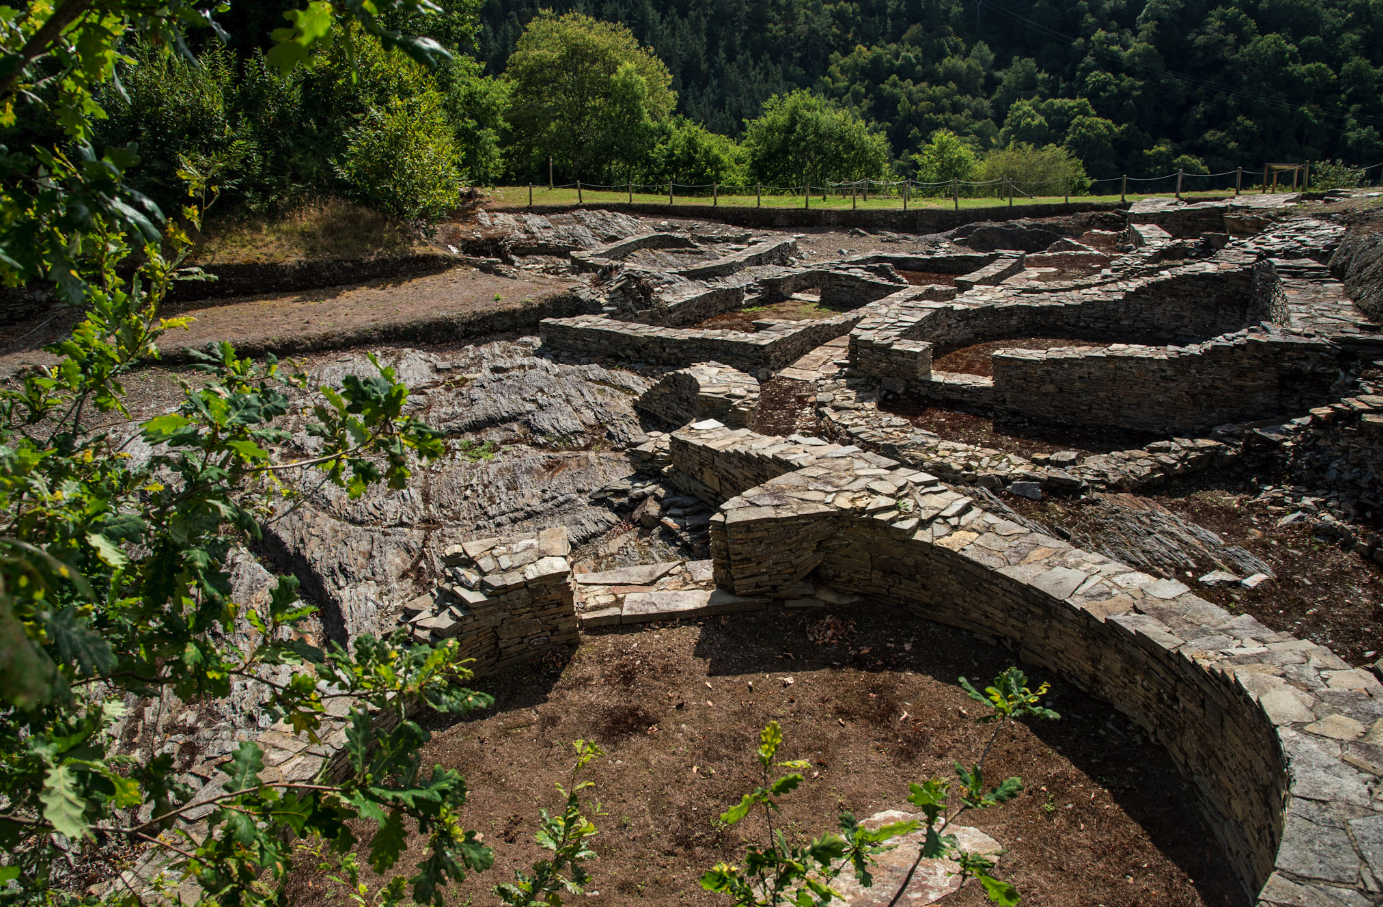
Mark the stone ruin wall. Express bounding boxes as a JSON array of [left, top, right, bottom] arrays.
[[669, 422, 1383, 907], [991, 332, 1341, 435], [539, 308, 868, 374]]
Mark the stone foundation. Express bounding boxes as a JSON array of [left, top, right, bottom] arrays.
[[991, 330, 1342, 435], [669, 421, 1383, 907], [635, 362, 760, 428]]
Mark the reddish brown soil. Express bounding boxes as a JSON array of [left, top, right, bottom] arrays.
[[696, 298, 848, 333], [283, 608, 1241, 907], [880, 396, 1165, 458], [0, 267, 564, 376], [896, 269, 959, 286], [754, 376, 819, 436], [1006, 475, 1383, 665], [932, 338, 1106, 378]]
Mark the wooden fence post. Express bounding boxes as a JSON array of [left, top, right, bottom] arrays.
[[1121, 175, 1127, 203], [953, 178, 959, 211], [627, 180, 632, 204], [528, 184, 533, 207], [1236, 167, 1242, 195], [577, 180, 582, 205], [1175, 168, 1183, 200], [669, 183, 674, 205], [756, 183, 761, 207], [1007, 178, 1013, 208], [548, 157, 553, 190]]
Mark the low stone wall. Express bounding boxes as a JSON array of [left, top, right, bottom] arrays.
[[570, 232, 697, 271], [991, 330, 1341, 434], [401, 527, 579, 675], [953, 252, 1025, 290], [849, 253, 1262, 375], [677, 237, 798, 279], [673, 422, 1383, 907], [541, 305, 872, 373], [636, 363, 760, 428], [757, 266, 908, 308], [1127, 198, 1232, 238]]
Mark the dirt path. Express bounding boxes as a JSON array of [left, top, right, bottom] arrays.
[[0, 266, 571, 376]]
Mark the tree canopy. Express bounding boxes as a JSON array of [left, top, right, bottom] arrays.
[[473, 0, 1383, 175], [504, 12, 675, 181], [743, 90, 893, 188]]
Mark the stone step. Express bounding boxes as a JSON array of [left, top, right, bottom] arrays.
[[620, 588, 769, 623], [574, 562, 680, 586]]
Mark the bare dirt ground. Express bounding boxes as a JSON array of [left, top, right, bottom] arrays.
[[881, 397, 1165, 458], [897, 269, 960, 286], [0, 266, 565, 376], [1005, 474, 1383, 665], [695, 298, 848, 332], [283, 608, 1242, 907]]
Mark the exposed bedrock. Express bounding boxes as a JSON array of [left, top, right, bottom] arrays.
[[1331, 212, 1383, 322], [266, 342, 652, 642]]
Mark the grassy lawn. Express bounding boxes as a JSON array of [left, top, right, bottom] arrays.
[[485, 185, 1284, 211]]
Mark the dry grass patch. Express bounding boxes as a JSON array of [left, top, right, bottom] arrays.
[[189, 199, 430, 265]]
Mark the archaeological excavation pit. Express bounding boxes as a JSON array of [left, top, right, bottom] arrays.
[[119, 195, 1383, 907], [284, 608, 1243, 907]]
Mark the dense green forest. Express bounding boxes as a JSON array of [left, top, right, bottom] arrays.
[[474, 0, 1383, 176], [10, 0, 1380, 224]]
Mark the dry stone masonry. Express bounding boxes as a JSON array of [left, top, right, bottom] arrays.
[[129, 194, 1383, 906], [661, 419, 1383, 907]]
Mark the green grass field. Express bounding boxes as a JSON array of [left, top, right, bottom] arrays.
[[486, 185, 1290, 212]]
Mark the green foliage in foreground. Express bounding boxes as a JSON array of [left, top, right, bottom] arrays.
[[0, 5, 519, 907], [702, 667, 1059, 907]]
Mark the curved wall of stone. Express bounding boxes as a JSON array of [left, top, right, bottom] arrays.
[[682, 423, 1383, 906]]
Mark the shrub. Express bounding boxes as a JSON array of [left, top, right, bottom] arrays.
[[911, 129, 978, 193], [744, 90, 892, 188], [336, 94, 463, 219], [979, 142, 1089, 196], [643, 116, 748, 186], [1310, 159, 1367, 190]]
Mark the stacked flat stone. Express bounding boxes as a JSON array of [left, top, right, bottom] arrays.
[[540, 304, 873, 373], [572, 558, 761, 626], [635, 362, 760, 428], [849, 253, 1262, 386], [1128, 197, 1236, 237], [991, 328, 1340, 435], [669, 420, 1383, 907], [401, 527, 578, 673], [813, 379, 1237, 494], [1258, 257, 1381, 340]]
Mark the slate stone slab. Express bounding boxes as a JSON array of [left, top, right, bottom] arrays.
[[575, 562, 679, 585]]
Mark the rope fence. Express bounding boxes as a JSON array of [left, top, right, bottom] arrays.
[[519, 161, 1383, 210]]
